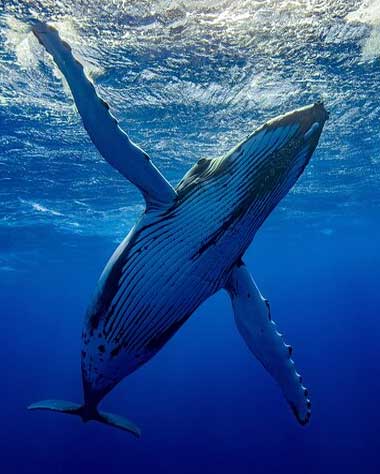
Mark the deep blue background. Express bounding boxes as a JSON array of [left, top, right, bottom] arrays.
[[1, 216, 379, 473], [1, 1, 380, 472]]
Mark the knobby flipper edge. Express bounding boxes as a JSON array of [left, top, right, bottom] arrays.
[[31, 19, 176, 209], [225, 262, 311, 426]]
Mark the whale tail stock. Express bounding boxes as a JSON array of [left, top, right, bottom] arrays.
[[27, 400, 141, 437]]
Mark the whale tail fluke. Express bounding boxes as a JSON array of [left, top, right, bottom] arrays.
[[27, 400, 141, 437]]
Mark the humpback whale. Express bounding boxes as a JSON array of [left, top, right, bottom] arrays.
[[28, 21, 328, 437]]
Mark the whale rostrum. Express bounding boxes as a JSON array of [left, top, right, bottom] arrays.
[[28, 20, 328, 436]]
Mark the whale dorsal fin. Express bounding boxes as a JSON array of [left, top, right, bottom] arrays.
[[31, 21, 176, 209], [225, 261, 311, 425]]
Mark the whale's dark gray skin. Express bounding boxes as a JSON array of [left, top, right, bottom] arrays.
[[28, 20, 328, 436]]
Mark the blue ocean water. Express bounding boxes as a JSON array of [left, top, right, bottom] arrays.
[[1, 1, 379, 473]]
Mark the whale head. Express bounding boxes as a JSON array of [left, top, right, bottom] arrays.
[[174, 102, 329, 262], [223, 102, 329, 229], [257, 101, 328, 187]]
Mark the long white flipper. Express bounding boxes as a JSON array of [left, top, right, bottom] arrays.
[[31, 20, 176, 208], [225, 262, 311, 425]]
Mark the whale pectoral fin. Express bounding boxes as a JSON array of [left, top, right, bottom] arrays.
[[31, 20, 176, 209], [225, 262, 311, 425]]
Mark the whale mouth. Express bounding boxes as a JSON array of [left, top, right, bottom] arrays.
[[266, 101, 329, 137], [236, 102, 329, 226], [279, 102, 329, 170], [301, 102, 329, 153]]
